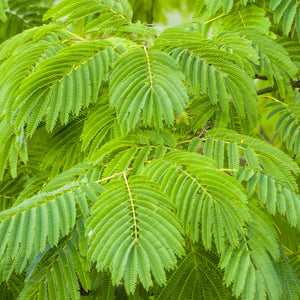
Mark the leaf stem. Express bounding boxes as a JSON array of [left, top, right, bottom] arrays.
[[143, 46, 154, 89], [204, 13, 227, 25], [96, 169, 132, 183], [123, 172, 138, 241], [61, 29, 86, 41]]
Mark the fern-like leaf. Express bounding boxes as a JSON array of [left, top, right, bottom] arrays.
[[266, 92, 300, 157], [0, 168, 101, 281], [86, 175, 184, 294], [15, 42, 114, 134], [270, 0, 300, 38], [18, 229, 90, 300], [157, 242, 232, 300], [154, 28, 258, 123], [220, 203, 299, 300], [143, 151, 249, 253], [109, 47, 188, 130], [202, 129, 300, 189]]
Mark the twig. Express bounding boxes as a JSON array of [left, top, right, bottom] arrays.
[[198, 120, 211, 137], [259, 124, 271, 143], [96, 169, 131, 183], [270, 133, 277, 144]]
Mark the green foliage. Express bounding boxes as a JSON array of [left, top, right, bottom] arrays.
[[142, 151, 249, 251], [0, 0, 52, 42], [87, 175, 184, 294], [266, 91, 300, 157], [157, 242, 233, 300], [18, 229, 91, 300], [0, 0, 299, 299]]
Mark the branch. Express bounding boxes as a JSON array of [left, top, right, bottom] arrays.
[[256, 78, 300, 95], [255, 74, 268, 80], [291, 80, 300, 88], [257, 86, 277, 95]]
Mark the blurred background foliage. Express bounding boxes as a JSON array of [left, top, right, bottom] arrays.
[[0, 0, 54, 41], [0, 0, 196, 42], [128, 0, 194, 24]]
